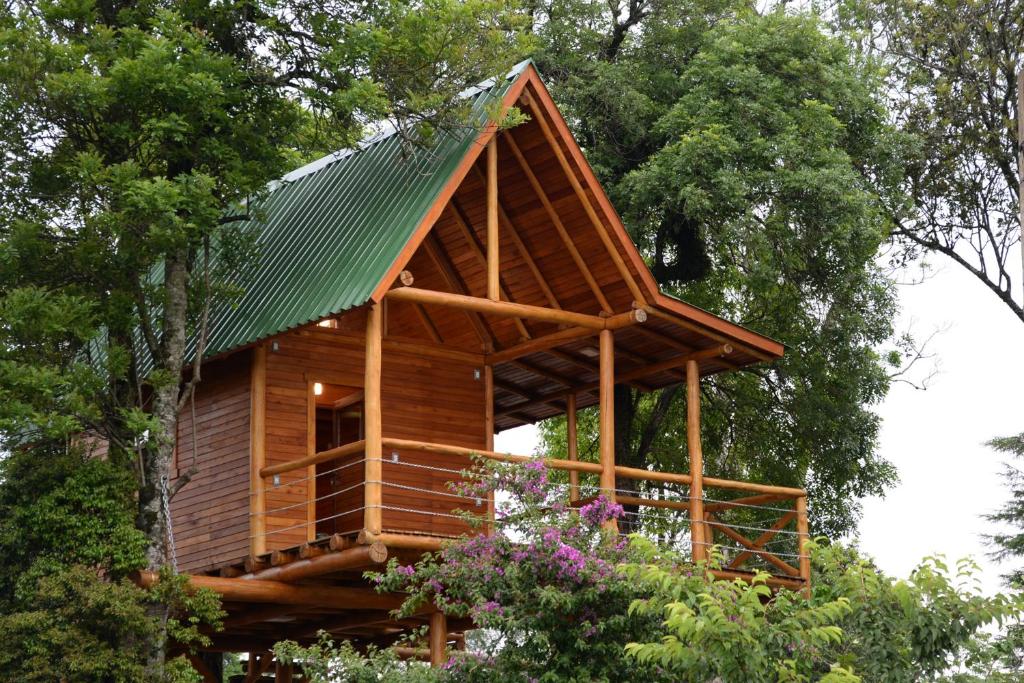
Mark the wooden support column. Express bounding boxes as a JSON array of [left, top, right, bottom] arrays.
[[599, 329, 617, 531], [305, 381, 316, 541], [364, 303, 384, 536], [250, 345, 267, 556], [686, 359, 706, 562], [796, 495, 811, 597], [486, 138, 499, 301], [567, 393, 579, 503], [275, 661, 293, 683], [429, 611, 448, 668], [484, 364, 495, 533]]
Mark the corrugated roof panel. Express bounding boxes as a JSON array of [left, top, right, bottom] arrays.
[[195, 61, 531, 360]]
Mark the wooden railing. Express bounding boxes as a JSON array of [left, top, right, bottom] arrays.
[[252, 435, 810, 591], [376, 438, 811, 591]]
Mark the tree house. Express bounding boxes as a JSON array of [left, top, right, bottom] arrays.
[[146, 61, 810, 671]]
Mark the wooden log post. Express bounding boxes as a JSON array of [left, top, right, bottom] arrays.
[[567, 393, 579, 503], [250, 344, 267, 556], [429, 611, 448, 668], [487, 137, 499, 301], [686, 359, 706, 562], [796, 495, 811, 597], [484, 364, 496, 534], [364, 303, 384, 536], [599, 329, 617, 532]]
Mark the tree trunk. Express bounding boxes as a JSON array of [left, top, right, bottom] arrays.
[[138, 248, 191, 674]]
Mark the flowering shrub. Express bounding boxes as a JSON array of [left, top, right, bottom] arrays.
[[373, 459, 664, 682], [346, 460, 1024, 682]]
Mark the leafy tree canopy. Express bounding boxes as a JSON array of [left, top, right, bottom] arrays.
[[534, 2, 906, 536]]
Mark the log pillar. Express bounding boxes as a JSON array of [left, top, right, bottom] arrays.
[[796, 495, 811, 598], [250, 344, 267, 556], [486, 137, 499, 301], [429, 611, 448, 668], [686, 359, 706, 562], [599, 329, 617, 532], [484, 364, 495, 533], [364, 303, 384, 536], [275, 660, 293, 683], [567, 393, 579, 503]]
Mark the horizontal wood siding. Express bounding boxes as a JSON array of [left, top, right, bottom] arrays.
[[263, 323, 485, 548], [170, 351, 252, 572]]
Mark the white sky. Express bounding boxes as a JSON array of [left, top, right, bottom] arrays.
[[496, 258, 1024, 593]]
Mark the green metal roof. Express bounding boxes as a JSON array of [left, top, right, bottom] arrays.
[[195, 61, 531, 360]]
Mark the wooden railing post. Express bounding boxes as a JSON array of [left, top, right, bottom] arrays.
[[484, 364, 495, 533], [686, 359, 706, 562], [364, 304, 383, 536], [796, 495, 811, 597], [429, 611, 448, 667], [567, 393, 579, 503], [599, 329, 617, 532], [250, 344, 267, 556]]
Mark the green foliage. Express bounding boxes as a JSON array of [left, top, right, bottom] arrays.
[[0, 0, 529, 673], [624, 540, 855, 682], [274, 636, 443, 683], [0, 446, 222, 682], [812, 543, 1023, 682], [534, 2, 904, 537]]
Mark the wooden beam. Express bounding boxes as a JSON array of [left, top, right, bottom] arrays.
[[423, 232, 495, 349], [469, 163, 562, 310], [503, 132, 613, 313], [243, 543, 388, 582], [494, 344, 731, 415], [703, 493, 792, 514], [380, 437, 603, 474], [135, 571, 404, 610], [260, 439, 365, 478], [387, 287, 643, 331], [599, 329, 616, 532], [185, 653, 219, 683], [250, 345, 267, 556], [429, 611, 448, 667], [486, 138, 499, 301], [448, 200, 530, 339], [567, 393, 579, 503], [364, 303, 383, 536], [686, 359, 706, 562], [488, 326, 600, 365], [727, 511, 798, 571], [521, 90, 647, 305], [705, 515, 800, 578], [411, 302, 443, 343]]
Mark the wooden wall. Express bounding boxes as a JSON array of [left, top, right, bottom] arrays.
[[170, 350, 252, 572], [261, 317, 486, 551]]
